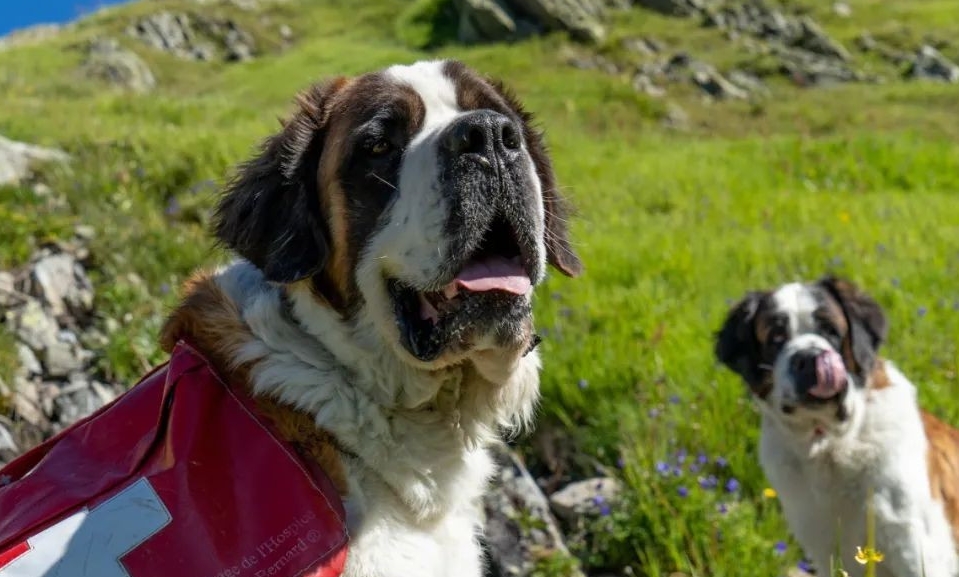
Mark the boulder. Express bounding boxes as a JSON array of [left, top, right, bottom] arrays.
[[905, 45, 959, 83], [81, 38, 156, 93], [0, 135, 69, 187], [455, 0, 607, 44]]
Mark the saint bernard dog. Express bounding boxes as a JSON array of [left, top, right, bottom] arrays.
[[715, 276, 959, 577], [159, 60, 582, 576]]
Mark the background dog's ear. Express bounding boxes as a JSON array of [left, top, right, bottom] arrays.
[[715, 291, 767, 391], [490, 79, 583, 278], [817, 276, 888, 373], [213, 78, 346, 284]]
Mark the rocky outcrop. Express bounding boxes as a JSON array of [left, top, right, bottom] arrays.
[[80, 38, 157, 93], [0, 136, 69, 187], [126, 12, 256, 62], [454, 0, 615, 44], [0, 231, 123, 466], [482, 444, 584, 577]]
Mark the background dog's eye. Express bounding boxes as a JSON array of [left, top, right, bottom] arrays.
[[769, 326, 787, 343]]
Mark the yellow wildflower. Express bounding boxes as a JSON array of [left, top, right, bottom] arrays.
[[855, 546, 885, 565], [762, 487, 777, 499]]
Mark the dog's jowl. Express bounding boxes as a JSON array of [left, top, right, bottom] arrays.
[[716, 276, 959, 577]]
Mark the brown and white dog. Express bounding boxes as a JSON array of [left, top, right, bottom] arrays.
[[160, 60, 581, 576], [715, 277, 959, 577]]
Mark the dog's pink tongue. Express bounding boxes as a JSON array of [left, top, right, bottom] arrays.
[[809, 349, 847, 399], [453, 256, 532, 295]]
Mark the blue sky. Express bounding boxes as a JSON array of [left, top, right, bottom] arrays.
[[0, 1, 130, 37]]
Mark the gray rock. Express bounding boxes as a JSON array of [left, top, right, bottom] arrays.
[[457, 0, 518, 43], [12, 377, 44, 427], [0, 271, 20, 307], [0, 135, 69, 187], [44, 341, 85, 378], [622, 36, 662, 56], [512, 0, 606, 43], [795, 16, 850, 61], [662, 102, 690, 131], [548, 476, 622, 523], [483, 444, 582, 577], [11, 299, 59, 353], [16, 343, 43, 377], [81, 38, 156, 93], [455, 0, 607, 44], [691, 63, 749, 99], [905, 45, 959, 83], [727, 69, 768, 95], [832, 2, 851, 18], [30, 252, 95, 319], [632, 73, 666, 97]]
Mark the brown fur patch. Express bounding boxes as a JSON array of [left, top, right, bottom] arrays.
[[161, 273, 349, 495], [867, 361, 892, 390], [922, 410, 959, 545]]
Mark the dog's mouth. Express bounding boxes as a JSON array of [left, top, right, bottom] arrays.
[[389, 215, 534, 361]]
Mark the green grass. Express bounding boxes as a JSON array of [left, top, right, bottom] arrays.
[[2, 0, 959, 575]]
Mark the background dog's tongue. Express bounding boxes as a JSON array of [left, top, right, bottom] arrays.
[[809, 349, 847, 399], [455, 257, 532, 295]]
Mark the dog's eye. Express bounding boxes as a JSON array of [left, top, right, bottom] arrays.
[[367, 138, 391, 156], [769, 325, 787, 343], [818, 321, 841, 342]]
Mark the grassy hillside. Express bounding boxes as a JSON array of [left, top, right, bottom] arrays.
[[2, 0, 958, 575]]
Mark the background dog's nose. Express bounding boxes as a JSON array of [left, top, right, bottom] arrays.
[[443, 110, 522, 161]]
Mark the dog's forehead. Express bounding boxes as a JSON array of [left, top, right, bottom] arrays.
[[768, 283, 846, 334], [385, 60, 461, 133]]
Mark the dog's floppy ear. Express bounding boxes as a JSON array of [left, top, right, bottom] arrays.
[[490, 79, 583, 278], [715, 291, 767, 392], [213, 78, 347, 284], [817, 275, 888, 373]]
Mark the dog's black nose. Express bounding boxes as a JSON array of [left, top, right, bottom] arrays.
[[442, 110, 522, 162], [790, 349, 821, 397]]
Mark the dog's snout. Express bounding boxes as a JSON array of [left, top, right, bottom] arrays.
[[443, 111, 522, 162]]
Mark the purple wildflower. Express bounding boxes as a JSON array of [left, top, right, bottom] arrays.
[[699, 475, 719, 490], [669, 394, 681, 404], [677, 486, 689, 498], [697, 453, 708, 465], [599, 503, 611, 516], [159, 283, 171, 295], [655, 461, 670, 475], [616, 457, 625, 469], [577, 378, 588, 389], [676, 448, 687, 464], [592, 495, 605, 506], [672, 466, 683, 477], [725, 478, 740, 493], [716, 502, 728, 514], [774, 541, 787, 556], [918, 307, 928, 318], [715, 457, 728, 468], [798, 560, 814, 572]]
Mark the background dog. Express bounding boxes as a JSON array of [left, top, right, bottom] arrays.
[[715, 276, 959, 577], [161, 59, 582, 576]]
